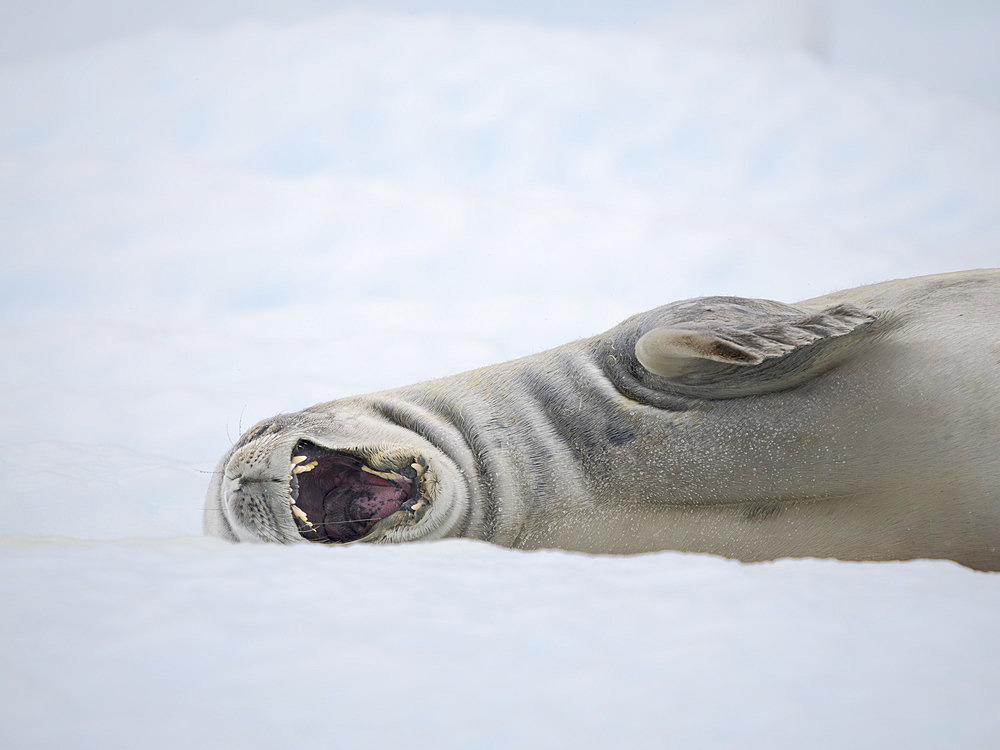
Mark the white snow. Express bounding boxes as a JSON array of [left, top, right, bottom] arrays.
[[1, 1, 998, 747]]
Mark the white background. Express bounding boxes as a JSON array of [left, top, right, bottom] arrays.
[[1, 1, 998, 747]]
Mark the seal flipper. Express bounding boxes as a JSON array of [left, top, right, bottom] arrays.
[[633, 300, 876, 399]]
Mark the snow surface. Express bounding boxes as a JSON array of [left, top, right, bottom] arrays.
[[1, 1, 998, 747]]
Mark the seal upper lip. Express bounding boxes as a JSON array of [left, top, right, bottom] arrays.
[[288, 440, 424, 543]]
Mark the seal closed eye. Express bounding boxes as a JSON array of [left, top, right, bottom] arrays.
[[290, 440, 420, 543]]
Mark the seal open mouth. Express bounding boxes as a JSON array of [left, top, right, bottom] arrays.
[[288, 440, 424, 543]]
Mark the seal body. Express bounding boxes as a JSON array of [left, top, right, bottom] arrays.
[[205, 270, 1000, 569]]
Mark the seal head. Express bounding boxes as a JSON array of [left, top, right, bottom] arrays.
[[206, 406, 460, 546]]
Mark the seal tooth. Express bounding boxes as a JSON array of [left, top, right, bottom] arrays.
[[293, 461, 318, 474], [411, 462, 425, 476], [291, 505, 312, 525], [360, 465, 400, 481], [291, 455, 308, 465]]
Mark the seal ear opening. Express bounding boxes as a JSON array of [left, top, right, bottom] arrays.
[[634, 302, 876, 398]]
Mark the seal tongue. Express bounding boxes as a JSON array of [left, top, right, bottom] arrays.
[[292, 449, 411, 543]]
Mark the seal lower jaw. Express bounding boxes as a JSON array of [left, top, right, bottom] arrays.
[[287, 440, 428, 544]]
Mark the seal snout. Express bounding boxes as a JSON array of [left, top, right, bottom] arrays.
[[288, 440, 425, 543]]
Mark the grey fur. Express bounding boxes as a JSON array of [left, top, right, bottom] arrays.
[[206, 270, 1000, 570]]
